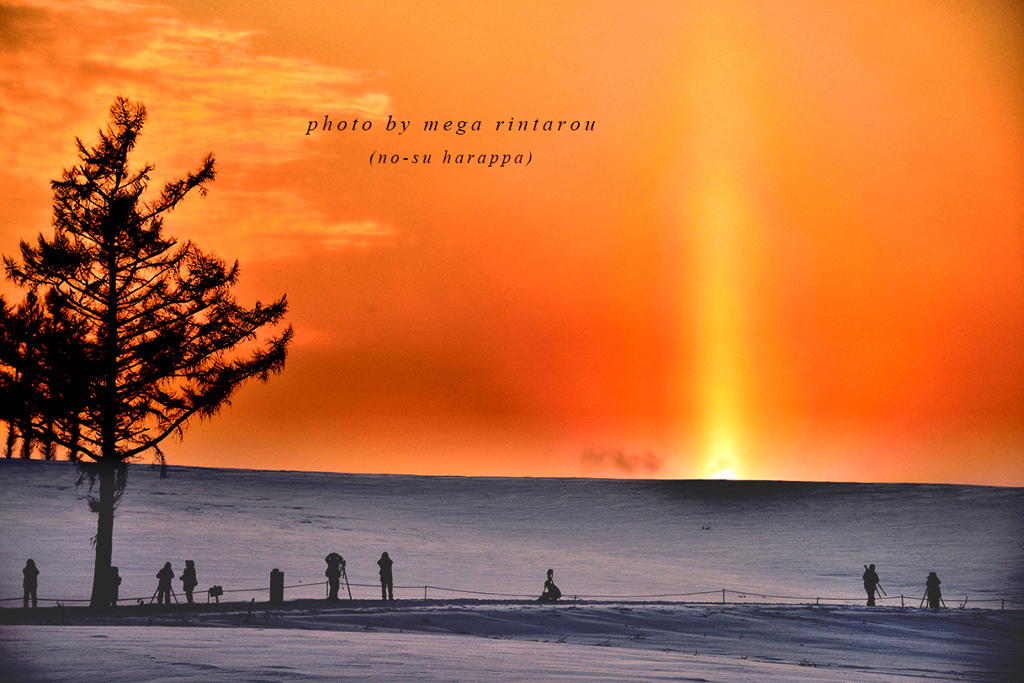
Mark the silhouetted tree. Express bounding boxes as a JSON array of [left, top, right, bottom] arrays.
[[0, 292, 54, 459], [1, 291, 90, 459], [0, 299, 28, 458], [1, 97, 292, 608]]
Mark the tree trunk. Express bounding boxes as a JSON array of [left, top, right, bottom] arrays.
[[88, 463, 116, 609], [4, 422, 13, 458], [90, 194, 120, 610]]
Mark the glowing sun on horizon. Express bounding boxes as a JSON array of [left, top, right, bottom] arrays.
[[707, 468, 737, 480]]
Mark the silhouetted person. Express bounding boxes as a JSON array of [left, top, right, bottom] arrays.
[[156, 562, 174, 605], [377, 552, 394, 601], [925, 572, 942, 609], [325, 553, 345, 600], [109, 566, 122, 607], [863, 564, 880, 606], [23, 559, 39, 609], [538, 568, 561, 602], [180, 560, 198, 604]]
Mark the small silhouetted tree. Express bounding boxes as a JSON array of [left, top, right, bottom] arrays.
[[1, 291, 90, 460], [0, 294, 45, 458], [1, 97, 292, 608]]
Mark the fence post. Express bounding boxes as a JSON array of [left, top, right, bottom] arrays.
[[901, 594, 904, 607], [424, 586, 427, 600], [269, 569, 284, 605], [722, 588, 726, 604]]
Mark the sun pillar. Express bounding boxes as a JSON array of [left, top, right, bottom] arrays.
[[691, 172, 750, 480], [674, 5, 765, 480]]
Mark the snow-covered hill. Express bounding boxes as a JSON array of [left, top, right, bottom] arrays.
[[2, 459, 1020, 607]]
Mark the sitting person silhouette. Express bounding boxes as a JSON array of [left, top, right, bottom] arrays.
[[538, 568, 561, 602]]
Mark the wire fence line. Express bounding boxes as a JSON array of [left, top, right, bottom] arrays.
[[4, 581, 1023, 611]]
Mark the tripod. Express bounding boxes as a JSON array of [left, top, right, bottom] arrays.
[[341, 563, 352, 600], [325, 554, 352, 600], [920, 589, 946, 609], [151, 583, 179, 605]]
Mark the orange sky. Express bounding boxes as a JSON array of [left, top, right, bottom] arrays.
[[1, 0, 1022, 484]]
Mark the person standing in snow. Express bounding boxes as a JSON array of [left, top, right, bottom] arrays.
[[22, 559, 39, 609], [109, 566, 122, 607], [862, 564, 881, 606], [325, 553, 344, 600], [377, 552, 394, 601], [180, 560, 198, 604], [924, 572, 942, 609], [156, 562, 174, 604]]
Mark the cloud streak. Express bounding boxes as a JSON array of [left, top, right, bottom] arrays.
[[177, 189, 398, 260], [581, 448, 663, 477]]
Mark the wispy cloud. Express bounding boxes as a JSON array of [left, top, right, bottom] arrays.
[[1, 0, 393, 254], [177, 189, 398, 260], [581, 448, 663, 477]]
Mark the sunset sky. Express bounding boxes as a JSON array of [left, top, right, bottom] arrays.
[[1, 0, 1021, 485]]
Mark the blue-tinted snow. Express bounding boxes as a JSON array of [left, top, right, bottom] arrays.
[[2, 459, 1021, 608]]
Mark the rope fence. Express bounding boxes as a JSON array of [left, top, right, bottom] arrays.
[[4, 582, 1022, 611]]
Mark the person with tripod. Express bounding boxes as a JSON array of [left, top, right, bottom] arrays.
[[325, 553, 345, 600], [862, 564, 882, 606], [156, 562, 174, 605]]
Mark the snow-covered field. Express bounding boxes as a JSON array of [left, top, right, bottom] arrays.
[[2, 600, 1022, 681], [1, 459, 1022, 681]]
